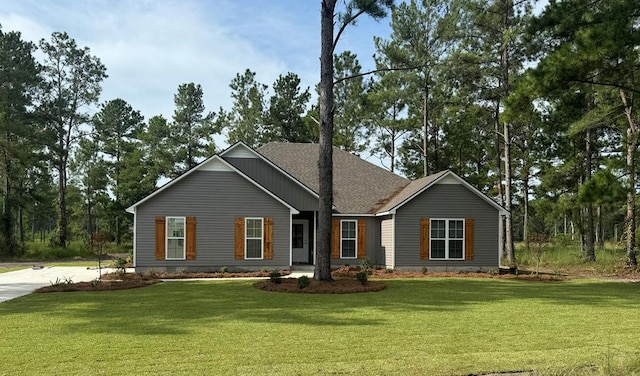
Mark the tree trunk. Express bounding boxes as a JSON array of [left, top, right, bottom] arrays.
[[503, 119, 515, 264], [620, 90, 637, 268], [423, 83, 429, 177], [523, 166, 529, 249], [625, 126, 637, 268], [315, 0, 337, 281], [584, 129, 595, 261], [56, 160, 68, 247]]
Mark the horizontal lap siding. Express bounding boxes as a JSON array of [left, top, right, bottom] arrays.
[[136, 171, 290, 268], [330, 216, 379, 265], [224, 157, 318, 211], [395, 184, 499, 268]]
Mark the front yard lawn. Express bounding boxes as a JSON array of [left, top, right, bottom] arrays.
[[1, 278, 639, 375]]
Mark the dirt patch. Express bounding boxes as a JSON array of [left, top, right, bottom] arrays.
[[336, 268, 566, 282], [143, 270, 291, 279], [36, 273, 160, 293], [254, 278, 387, 294]]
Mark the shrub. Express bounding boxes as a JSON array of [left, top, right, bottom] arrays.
[[421, 266, 428, 275], [297, 275, 311, 289], [359, 256, 372, 273], [384, 268, 394, 273], [113, 257, 127, 274], [219, 266, 228, 273], [269, 271, 282, 284], [261, 266, 271, 273], [356, 271, 368, 285]]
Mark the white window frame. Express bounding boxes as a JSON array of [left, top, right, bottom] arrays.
[[340, 219, 358, 259], [245, 217, 264, 260], [430, 218, 465, 260], [166, 216, 186, 260]]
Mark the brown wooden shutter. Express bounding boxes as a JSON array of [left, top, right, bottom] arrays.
[[465, 218, 474, 260], [235, 217, 245, 259], [331, 218, 340, 258], [186, 217, 196, 260], [357, 219, 366, 258], [155, 216, 166, 260], [420, 218, 430, 260], [263, 217, 273, 260]]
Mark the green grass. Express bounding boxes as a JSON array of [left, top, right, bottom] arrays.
[[1, 278, 639, 375], [0, 266, 27, 274], [516, 240, 631, 274]]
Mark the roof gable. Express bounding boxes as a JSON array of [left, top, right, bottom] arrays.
[[377, 170, 508, 215], [126, 152, 299, 214]]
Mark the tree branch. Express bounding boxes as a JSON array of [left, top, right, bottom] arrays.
[[332, 8, 367, 54], [334, 65, 423, 85]]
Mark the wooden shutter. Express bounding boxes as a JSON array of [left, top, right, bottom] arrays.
[[357, 219, 366, 258], [155, 216, 166, 260], [420, 218, 430, 260], [465, 218, 474, 260], [263, 217, 273, 260], [235, 217, 245, 259], [186, 217, 196, 260], [331, 218, 340, 258]]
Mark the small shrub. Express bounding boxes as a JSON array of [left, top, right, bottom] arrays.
[[297, 275, 311, 289], [360, 257, 372, 272], [114, 257, 127, 274], [261, 266, 271, 273], [421, 266, 428, 275], [144, 269, 158, 280], [384, 267, 394, 273], [179, 267, 188, 274], [219, 266, 228, 273], [91, 279, 102, 288], [269, 271, 282, 284], [356, 271, 368, 285], [62, 276, 74, 285]]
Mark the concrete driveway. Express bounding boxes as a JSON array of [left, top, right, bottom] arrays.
[[0, 266, 107, 303]]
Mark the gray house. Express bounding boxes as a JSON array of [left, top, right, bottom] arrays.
[[126, 142, 508, 272]]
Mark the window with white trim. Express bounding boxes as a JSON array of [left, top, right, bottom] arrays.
[[166, 217, 185, 259], [431, 219, 464, 260], [245, 218, 263, 259], [341, 220, 357, 258]]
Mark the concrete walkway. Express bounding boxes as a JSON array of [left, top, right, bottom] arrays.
[[0, 267, 314, 303], [0, 266, 109, 303]]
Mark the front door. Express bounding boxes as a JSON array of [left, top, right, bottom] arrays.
[[292, 219, 309, 263]]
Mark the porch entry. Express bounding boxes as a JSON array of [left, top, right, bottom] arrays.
[[292, 219, 309, 263]]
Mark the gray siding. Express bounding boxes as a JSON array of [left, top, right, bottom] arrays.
[[330, 216, 380, 266], [224, 157, 318, 211], [394, 183, 499, 269], [381, 217, 393, 268], [135, 171, 291, 271]]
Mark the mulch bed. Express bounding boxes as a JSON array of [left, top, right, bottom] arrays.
[[34, 267, 565, 294], [36, 273, 160, 293], [254, 278, 387, 294]]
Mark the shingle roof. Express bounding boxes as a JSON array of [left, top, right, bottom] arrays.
[[257, 143, 410, 214]]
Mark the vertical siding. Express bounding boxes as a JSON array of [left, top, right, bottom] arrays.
[[381, 217, 393, 268], [224, 157, 318, 211], [136, 171, 291, 271], [394, 184, 499, 269]]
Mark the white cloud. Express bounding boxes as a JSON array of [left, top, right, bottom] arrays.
[[0, 0, 391, 150]]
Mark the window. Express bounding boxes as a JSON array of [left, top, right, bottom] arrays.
[[430, 219, 464, 260], [245, 218, 263, 259], [341, 220, 357, 258], [166, 217, 185, 260]]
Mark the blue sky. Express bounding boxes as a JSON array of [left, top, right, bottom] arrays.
[[0, 0, 393, 148]]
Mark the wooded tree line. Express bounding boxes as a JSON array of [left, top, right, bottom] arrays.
[[1, 0, 638, 268]]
